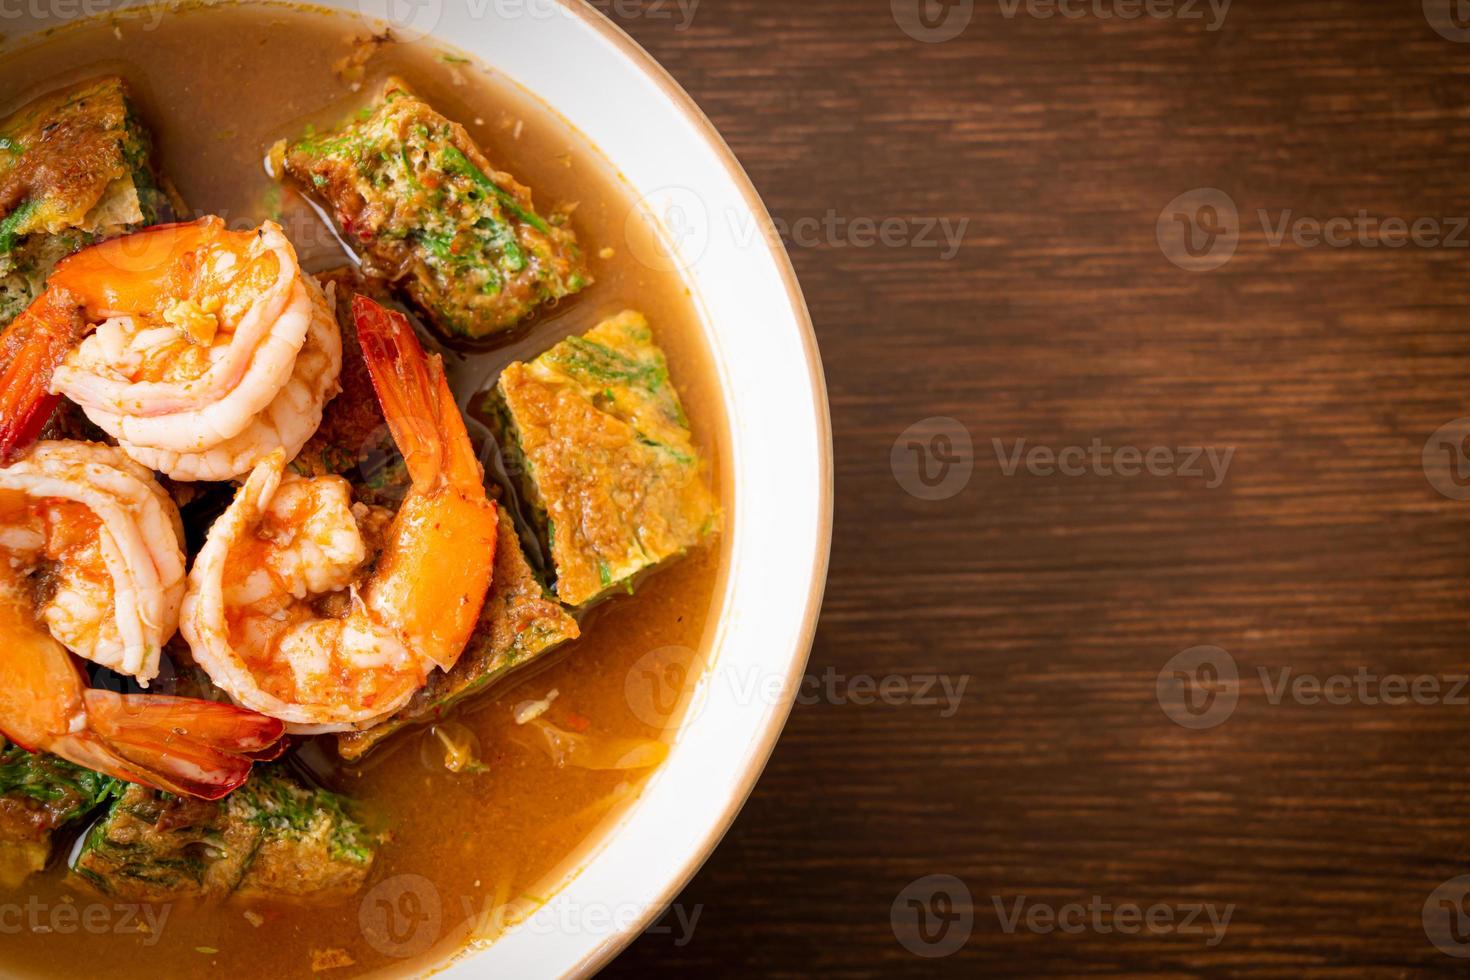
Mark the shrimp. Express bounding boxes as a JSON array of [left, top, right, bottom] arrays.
[[0, 442, 185, 683], [0, 217, 341, 480], [0, 440, 283, 799], [181, 296, 498, 732]]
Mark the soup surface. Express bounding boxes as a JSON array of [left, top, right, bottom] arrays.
[[0, 4, 727, 977]]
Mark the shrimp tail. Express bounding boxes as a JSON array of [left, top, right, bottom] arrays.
[[353, 295, 482, 490], [0, 292, 87, 464], [353, 294, 498, 673], [73, 690, 286, 800]]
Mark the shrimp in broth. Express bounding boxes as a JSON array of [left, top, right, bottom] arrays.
[[0, 440, 283, 798], [0, 217, 341, 481], [182, 297, 498, 732]]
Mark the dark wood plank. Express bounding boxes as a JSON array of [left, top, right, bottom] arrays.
[[606, 0, 1470, 975]]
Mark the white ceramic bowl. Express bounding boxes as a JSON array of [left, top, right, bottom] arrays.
[[5, 1, 831, 976]]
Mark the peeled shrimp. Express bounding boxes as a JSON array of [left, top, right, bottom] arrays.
[[107, 279, 343, 482], [0, 217, 341, 480], [0, 441, 185, 684], [182, 296, 498, 732], [0, 440, 282, 798]]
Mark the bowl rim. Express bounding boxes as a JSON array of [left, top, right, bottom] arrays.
[[549, 7, 833, 975]]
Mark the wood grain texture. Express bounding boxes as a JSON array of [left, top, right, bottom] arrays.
[[604, 1, 1470, 975]]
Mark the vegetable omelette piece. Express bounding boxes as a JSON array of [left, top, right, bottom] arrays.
[[491, 311, 719, 607], [283, 77, 589, 339], [0, 739, 120, 887], [0, 76, 173, 329], [69, 768, 377, 902], [337, 502, 579, 761]]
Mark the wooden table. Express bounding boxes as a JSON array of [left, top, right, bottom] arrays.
[[606, 1, 1470, 975]]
